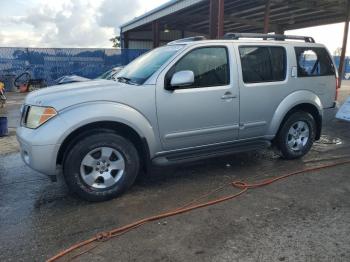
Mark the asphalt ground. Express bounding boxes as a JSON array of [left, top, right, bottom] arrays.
[[0, 84, 349, 262]]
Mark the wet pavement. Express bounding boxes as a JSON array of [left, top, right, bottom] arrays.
[[0, 87, 350, 262]]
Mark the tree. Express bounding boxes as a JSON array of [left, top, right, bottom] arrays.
[[110, 36, 121, 48]]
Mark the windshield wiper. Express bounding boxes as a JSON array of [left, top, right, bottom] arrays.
[[117, 76, 136, 85]]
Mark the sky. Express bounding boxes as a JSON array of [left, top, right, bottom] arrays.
[[0, 0, 168, 48], [0, 0, 349, 54]]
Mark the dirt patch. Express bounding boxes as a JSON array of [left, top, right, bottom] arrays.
[[0, 129, 19, 155]]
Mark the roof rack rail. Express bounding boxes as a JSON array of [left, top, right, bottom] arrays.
[[168, 36, 207, 45], [223, 33, 315, 43]]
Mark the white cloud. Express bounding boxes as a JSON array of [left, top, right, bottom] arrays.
[[0, 0, 168, 48], [97, 0, 141, 28], [286, 23, 350, 55]]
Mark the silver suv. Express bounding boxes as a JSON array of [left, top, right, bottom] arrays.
[[17, 34, 338, 201]]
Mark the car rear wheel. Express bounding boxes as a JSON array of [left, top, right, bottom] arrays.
[[276, 111, 316, 159], [63, 131, 140, 201]]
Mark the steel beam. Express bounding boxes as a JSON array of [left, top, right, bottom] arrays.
[[120, 31, 129, 49], [263, 0, 271, 33], [152, 21, 160, 48], [209, 0, 225, 39], [339, 0, 350, 86], [225, 15, 278, 31]]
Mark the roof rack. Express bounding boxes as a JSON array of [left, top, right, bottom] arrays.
[[223, 33, 315, 43], [168, 36, 206, 45]]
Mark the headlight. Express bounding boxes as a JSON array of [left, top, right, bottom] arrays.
[[26, 106, 57, 129]]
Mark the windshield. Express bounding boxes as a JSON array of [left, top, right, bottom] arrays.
[[96, 67, 124, 80], [97, 69, 113, 79], [117, 45, 184, 85]]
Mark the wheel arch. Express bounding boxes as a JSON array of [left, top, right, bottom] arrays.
[[268, 91, 323, 140], [56, 121, 151, 172], [276, 103, 322, 140]]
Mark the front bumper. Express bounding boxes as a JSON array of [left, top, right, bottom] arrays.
[[17, 127, 61, 177]]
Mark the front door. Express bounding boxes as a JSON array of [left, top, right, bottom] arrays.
[[156, 44, 239, 151]]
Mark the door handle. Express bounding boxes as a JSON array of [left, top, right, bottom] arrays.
[[221, 92, 236, 100]]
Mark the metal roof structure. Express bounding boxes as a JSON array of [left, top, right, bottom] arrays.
[[121, 0, 348, 36], [120, 0, 350, 81]]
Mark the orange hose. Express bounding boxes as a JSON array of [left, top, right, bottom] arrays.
[[47, 159, 350, 262]]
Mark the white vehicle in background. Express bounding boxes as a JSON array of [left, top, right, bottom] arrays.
[[54, 66, 124, 85]]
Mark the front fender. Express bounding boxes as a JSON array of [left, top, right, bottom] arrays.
[[58, 101, 158, 156], [267, 90, 323, 136]]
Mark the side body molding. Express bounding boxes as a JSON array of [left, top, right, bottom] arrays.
[[58, 102, 158, 156], [267, 90, 324, 136]]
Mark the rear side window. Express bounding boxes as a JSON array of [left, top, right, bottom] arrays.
[[295, 47, 335, 77], [239, 46, 286, 83], [166, 46, 230, 88]]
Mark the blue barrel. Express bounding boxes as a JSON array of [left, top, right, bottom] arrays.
[[0, 117, 8, 137]]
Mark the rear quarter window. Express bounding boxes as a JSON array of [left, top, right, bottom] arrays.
[[295, 47, 335, 77]]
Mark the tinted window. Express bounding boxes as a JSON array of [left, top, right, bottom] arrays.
[[295, 47, 335, 77], [166, 47, 230, 88], [239, 46, 286, 83]]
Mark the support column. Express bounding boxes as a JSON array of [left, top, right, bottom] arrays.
[[209, 0, 225, 39], [120, 30, 128, 49], [123, 32, 129, 49], [152, 21, 160, 48], [275, 26, 285, 35], [263, 0, 271, 33], [339, 0, 350, 87], [181, 30, 185, 38]]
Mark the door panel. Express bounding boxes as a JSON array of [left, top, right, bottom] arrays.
[[236, 44, 290, 139], [156, 44, 239, 151]]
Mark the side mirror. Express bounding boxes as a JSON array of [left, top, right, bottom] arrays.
[[167, 70, 195, 90]]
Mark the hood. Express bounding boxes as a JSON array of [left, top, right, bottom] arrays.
[[25, 79, 128, 111], [56, 75, 90, 84]]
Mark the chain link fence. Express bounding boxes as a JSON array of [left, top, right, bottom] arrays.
[[0, 47, 148, 90], [333, 56, 350, 79]]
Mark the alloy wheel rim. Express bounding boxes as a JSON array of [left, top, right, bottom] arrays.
[[287, 121, 310, 152], [80, 147, 125, 189]]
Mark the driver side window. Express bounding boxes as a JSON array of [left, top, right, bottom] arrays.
[[166, 46, 230, 88]]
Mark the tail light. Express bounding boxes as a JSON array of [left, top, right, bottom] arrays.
[[335, 76, 340, 101]]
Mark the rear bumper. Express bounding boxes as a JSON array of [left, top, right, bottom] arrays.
[[323, 102, 338, 125]]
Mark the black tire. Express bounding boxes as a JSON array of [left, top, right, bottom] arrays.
[[276, 111, 316, 160], [63, 131, 140, 202]]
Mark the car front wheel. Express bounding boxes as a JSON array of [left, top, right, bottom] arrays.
[[63, 131, 140, 201]]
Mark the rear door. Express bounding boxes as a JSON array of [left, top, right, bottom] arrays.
[[236, 44, 289, 139]]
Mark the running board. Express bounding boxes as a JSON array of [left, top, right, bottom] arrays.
[[152, 140, 271, 167]]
